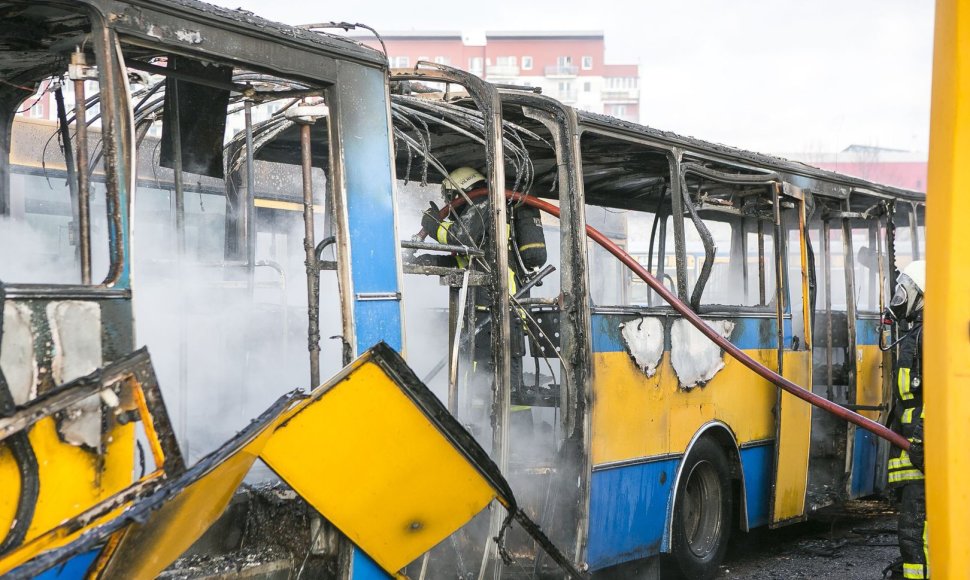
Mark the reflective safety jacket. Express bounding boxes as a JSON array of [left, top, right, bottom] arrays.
[[888, 323, 924, 487], [433, 197, 547, 291]]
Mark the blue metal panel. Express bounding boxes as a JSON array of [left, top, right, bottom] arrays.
[[27, 548, 99, 579], [850, 428, 878, 497], [856, 318, 881, 346], [587, 458, 678, 571], [339, 66, 402, 354], [354, 301, 406, 357], [590, 313, 626, 353], [740, 442, 774, 529], [590, 313, 787, 354], [351, 549, 390, 580]]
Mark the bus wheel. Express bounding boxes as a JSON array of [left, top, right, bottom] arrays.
[[671, 438, 733, 580]]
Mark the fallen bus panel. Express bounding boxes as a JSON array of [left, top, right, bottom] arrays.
[[0, 348, 180, 576], [10, 343, 582, 579], [7, 387, 302, 580], [260, 341, 511, 576]]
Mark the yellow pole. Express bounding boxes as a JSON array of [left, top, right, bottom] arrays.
[[925, 0, 970, 577]]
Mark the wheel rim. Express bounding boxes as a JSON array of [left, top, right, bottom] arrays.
[[681, 459, 723, 559]]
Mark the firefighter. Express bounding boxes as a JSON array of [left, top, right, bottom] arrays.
[[417, 167, 547, 404], [418, 167, 547, 275], [884, 260, 928, 579]]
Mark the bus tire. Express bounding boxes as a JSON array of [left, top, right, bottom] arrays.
[[671, 437, 733, 580]]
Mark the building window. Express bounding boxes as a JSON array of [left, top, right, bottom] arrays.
[[557, 56, 573, 67], [496, 56, 516, 66], [469, 57, 484, 73], [417, 55, 429, 63], [390, 56, 410, 68], [434, 56, 450, 65], [584, 81, 592, 92], [582, 56, 593, 70], [606, 77, 639, 89], [522, 56, 533, 70], [610, 105, 627, 117]]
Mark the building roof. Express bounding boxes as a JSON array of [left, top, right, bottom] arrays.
[[485, 31, 604, 39], [353, 31, 463, 40]]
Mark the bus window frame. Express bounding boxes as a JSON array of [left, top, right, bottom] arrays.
[[679, 162, 788, 317], [498, 90, 595, 558], [573, 127, 681, 314], [0, 7, 131, 291]]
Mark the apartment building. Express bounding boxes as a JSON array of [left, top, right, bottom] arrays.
[[357, 30, 641, 123]]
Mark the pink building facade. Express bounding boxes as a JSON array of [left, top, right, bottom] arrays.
[[356, 31, 641, 122], [789, 145, 928, 192]]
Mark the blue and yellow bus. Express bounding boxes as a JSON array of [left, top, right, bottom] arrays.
[[0, 1, 925, 578]]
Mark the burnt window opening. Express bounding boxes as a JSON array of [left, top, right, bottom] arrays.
[[114, 40, 336, 459], [579, 131, 673, 309], [0, 4, 121, 285]]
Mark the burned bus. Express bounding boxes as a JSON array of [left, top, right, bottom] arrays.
[[0, 0, 925, 579]]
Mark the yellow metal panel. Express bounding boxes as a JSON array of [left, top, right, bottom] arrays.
[[254, 198, 325, 213], [260, 361, 497, 574], [925, 0, 970, 575], [97, 428, 271, 579], [771, 351, 813, 523], [855, 345, 887, 422], [0, 417, 134, 572], [590, 350, 777, 465]]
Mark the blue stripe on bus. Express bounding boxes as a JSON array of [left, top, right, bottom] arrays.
[[740, 442, 774, 529], [590, 313, 627, 353], [850, 428, 878, 497], [587, 458, 679, 571], [29, 549, 99, 579], [591, 313, 788, 354], [856, 319, 881, 346]]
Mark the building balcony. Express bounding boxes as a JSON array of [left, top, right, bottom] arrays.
[[601, 88, 640, 102], [544, 64, 578, 77], [486, 64, 520, 77]]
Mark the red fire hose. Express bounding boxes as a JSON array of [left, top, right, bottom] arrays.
[[433, 188, 909, 451]]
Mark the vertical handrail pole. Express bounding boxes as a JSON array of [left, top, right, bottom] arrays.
[[71, 51, 92, 284], [244, 99, 258, 296], [169, 65, 189, 455], [300, 119, 321, 388]]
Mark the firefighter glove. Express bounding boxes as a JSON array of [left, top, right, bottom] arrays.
[[422, 201, 442, 236], [908, 440, 924, 473]]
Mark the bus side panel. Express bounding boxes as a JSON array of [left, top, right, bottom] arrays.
[[850, 319, 887, 497], [587, 459, 679, 570], [588, 313, 779, 568], [740, 442, 774, 529], [770, 350, 813, 524]]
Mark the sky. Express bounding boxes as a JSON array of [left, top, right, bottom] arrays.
[[207, 0, 935, 155]]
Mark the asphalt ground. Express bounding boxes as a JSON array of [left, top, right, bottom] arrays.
[[718, 499, 901, 580]]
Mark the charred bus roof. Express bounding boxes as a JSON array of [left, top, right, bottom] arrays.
[[0, 0, 387, 88], [574, 109, 925, 204], [242, 87, 925, 216]]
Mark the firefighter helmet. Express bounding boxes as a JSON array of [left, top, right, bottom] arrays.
[[442, 167, 485, 196], [888, 260, 926, 322]]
